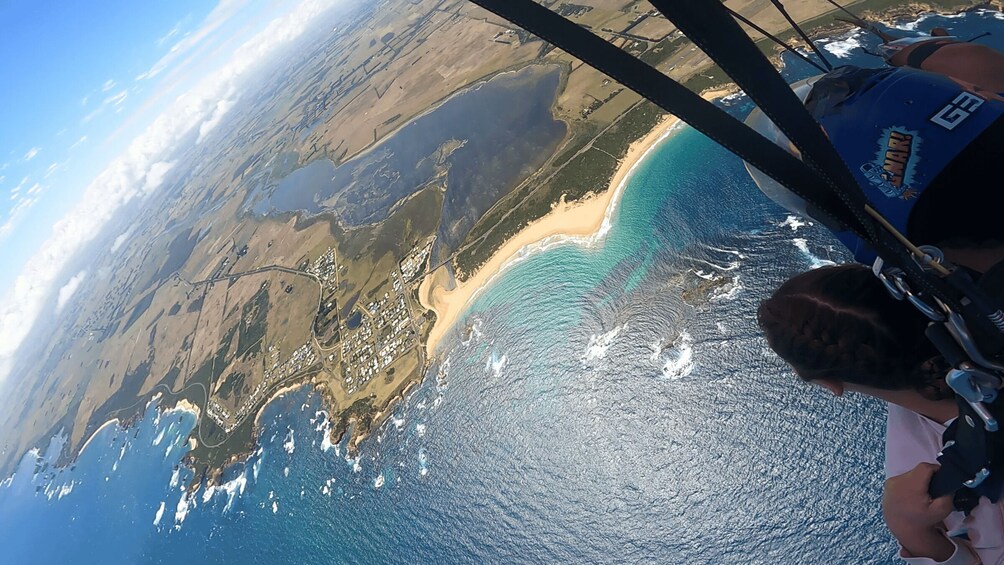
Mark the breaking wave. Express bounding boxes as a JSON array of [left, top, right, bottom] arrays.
[[584, 324, 627, 361], [792, 238, 836, 269], [154, 501, 166, 526], [659, 331, 695, 380], [820, 30, 865, 58]]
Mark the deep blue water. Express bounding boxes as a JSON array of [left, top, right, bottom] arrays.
[[3, 10, 1004, 564]]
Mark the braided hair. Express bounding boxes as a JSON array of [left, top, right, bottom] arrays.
[[757, 264, 950, 398]]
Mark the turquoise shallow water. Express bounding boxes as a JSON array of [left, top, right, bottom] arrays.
[[2, 11, 1004, 563]]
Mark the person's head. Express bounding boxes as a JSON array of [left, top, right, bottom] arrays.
[[757, 264, 950, 400]]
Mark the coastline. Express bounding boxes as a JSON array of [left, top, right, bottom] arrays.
[[76, 418, 121, 456], [419, 88, 735, 355]]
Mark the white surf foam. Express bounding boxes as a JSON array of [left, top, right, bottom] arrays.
[[283, 428, 295, 454], [418, 449, 429, 476], [321, 477, 336, 496], [793, 238, 836, 269], [174, 489, 195, 528], [649, 339, 662, 361], [661, 331, 695, 380], [152, 428, 166, 447], [202, 470, 248, 513], [779, 215, 808, 232], [584, 324, 627, 361], [709, 275, 743, 302], [392, 416, 406, 431], [58, 481, 74, 500], [374, 473, 385, 489], [821, 30, 865, 58], [272, 500, 278, 514], [461, 318, 484, 347], [702, 244, 746, 259], [416, 423, 426, 437], [154, 501, 166, 526], [487, 350, 508, 378]]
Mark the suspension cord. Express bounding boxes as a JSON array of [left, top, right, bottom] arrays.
[[723, 5, 828, 73], [865, 205, 950, 276], [828, 0, 899, 42], [466, 0, 964, 313], [770, 0, 834, 71]]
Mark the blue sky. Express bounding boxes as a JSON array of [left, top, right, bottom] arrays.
[[0, 0, 343, 378], [0, 0, 322, 290], [0, 0, 213, 282]]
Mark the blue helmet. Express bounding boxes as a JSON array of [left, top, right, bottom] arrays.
[[748, 66, 1004, 262]]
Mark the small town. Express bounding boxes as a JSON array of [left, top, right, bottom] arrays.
[[207, 342, 317, 433]]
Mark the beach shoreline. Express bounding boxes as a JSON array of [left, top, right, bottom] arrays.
[[419, 88, 735, 355], [77, 418, 122, 456]]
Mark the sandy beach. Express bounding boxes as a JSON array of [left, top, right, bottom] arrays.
[[419, 89, 734, 355], [77, 418, 121, 455]]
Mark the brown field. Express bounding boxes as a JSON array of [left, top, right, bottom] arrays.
[[0, 0, 991, 481]]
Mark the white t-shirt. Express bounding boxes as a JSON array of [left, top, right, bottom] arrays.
[[886, 403, 1004, 564]]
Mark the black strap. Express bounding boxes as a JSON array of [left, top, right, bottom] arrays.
[[647, 0, 872, 239], [906, 39, 955, 69], [644, 1, 965, 314], [723, 5, 828, 74], [467, 0, 870, 240], [769, 0, 833, 71], [465, 0, 997, 502], [465, 0, 967, 316], [930, 400, 1004, 512]]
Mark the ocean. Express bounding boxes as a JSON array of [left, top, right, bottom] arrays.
[[2, 10, 1003, 564]]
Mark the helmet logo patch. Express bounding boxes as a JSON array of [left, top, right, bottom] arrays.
[[862, 127, 921, 200]]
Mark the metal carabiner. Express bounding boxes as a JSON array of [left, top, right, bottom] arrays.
[[872, 257, 906, 301], [892, 276, 946, 321]]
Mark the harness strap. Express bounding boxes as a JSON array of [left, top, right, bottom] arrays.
[[723, 5, 828, 74], [467, 0, 875, 240], [643, 0, 965, 316], [906, 39, 956, 69], [465, 0, 999, 502], [769, 0, 834, 71]]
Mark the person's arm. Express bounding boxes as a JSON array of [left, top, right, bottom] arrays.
[[884, 463, 980, 564]]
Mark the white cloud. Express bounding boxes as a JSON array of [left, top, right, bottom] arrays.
[[0, 195, 40, 241], [10, 176, 28, 197], [102, 79, 116, 92], [23, 147, 39, 161], [110, 228, 133, 253], [136, 0, 251, 81], [81, 106, 104, 124], [26, 183, 43, 196], [55, 271, 87, 314], [70, 136, 88, 150], [0, 0, 340, 380], [104, 90, 129, 107], [196, 98, 236, 144], [158, 21, 185, 47]]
